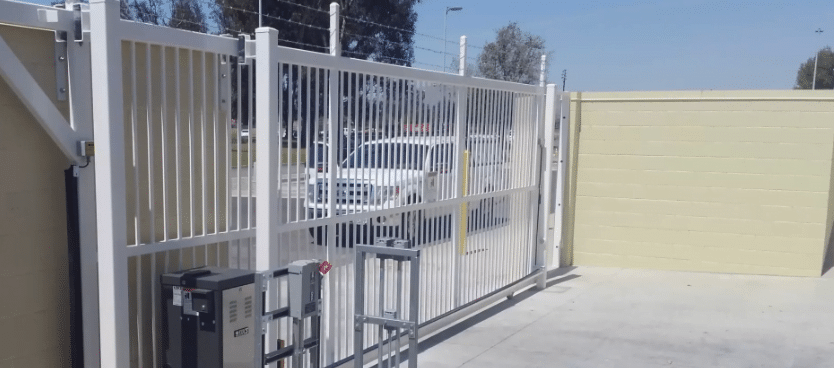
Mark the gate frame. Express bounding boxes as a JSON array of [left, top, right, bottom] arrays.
[[0, 0, 566, 365]]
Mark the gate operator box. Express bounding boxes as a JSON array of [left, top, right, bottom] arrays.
[[289, 260, 321, 318], [161, 267, 255, 368]]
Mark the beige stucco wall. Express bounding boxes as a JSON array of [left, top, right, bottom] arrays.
[[564, 90, 834, 277], [0, 26, 72, 367]]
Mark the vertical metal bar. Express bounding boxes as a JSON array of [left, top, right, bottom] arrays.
[[225, 56, 231, 236], [498, 91, 509, 287], [451, 83, 465, 308], [287, 63, 294, 224], [255, 26, 280, 367], [201, 51, 208, 238], [235, 60, 242, 230], [292, 318, 302, 368], [378, 260, 385, 365], [528, 94, 541, 275], [327, 68, 340, 283], [130, 42, 140, 247], [160, 46, 168, 242], [353, 250, 365, 368], [247, 59, 254, 229], [213, 54, 219, 235], [146, 44, 155, 244], [67, 27, 101, 368], [303, 66, 311, 224], [188, 49, 195, 239], [553, 91, 571, 268], [253, 272, 263, 368], [408, 254, 419, 368], [90, 0, 129, 364], [484, 91, 503, 291], [384, 78, 392, 212], [394, 261, 402, 366], [537, 84, 558, 288]]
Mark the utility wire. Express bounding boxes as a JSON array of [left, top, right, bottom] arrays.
[[198, 0, 328, 32], [341, 14, 447, 43], [277, 37, 329, 51], [272, 0, 329, 15], [132, 9, 213, 32], [343, 31, 453, 59]]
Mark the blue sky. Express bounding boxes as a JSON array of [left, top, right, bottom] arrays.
[[412, 0, 834, 91], [22, 0, 834, 91]]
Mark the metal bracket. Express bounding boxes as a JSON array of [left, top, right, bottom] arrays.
[[237, 35, 248, 64], [260, 272, 274, 292], [219, 56, 231, 111], [54, 37, 68, 101], [72, 4, 83, 43]]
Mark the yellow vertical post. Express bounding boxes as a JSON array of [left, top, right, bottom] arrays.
[[458, 150, 469, 255]]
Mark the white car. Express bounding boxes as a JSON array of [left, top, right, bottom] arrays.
[[306, 135, 509, 245]]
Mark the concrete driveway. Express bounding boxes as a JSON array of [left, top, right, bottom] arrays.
[[410, 267, 834, 368]]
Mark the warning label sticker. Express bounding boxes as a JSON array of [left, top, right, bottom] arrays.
[[173, 286, 182, 306]]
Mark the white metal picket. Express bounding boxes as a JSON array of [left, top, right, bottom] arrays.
[[0, 0, 563, 367]]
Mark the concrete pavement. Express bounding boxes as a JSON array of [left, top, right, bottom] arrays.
[[410, 267, 834, 368]]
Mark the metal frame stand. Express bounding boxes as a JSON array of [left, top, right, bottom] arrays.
[[354, 238, 421, 368], [255, 260, 323, 368]]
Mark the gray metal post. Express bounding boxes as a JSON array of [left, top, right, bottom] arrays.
[[394, 262, 403, 366], [408, 254, 420, 368], [378, 259, 386, 366], [354, 250, 365, 368], [311, 314, 321, 367], [292, 318, 303, 368], [354, 243, 420, 368]]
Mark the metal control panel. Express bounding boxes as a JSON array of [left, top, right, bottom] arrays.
[[160, 267, 255, 368], [289, 260, 322, 319]]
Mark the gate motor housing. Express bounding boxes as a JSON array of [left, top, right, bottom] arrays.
[[161, 267, 255, 368]]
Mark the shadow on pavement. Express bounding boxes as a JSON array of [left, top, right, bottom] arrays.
[[372, 267, 580, 368]]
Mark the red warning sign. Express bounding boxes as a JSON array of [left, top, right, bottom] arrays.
[[319, 261, 332, 275]]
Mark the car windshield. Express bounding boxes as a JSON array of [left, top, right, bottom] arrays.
[[343, 143, 427, 170]]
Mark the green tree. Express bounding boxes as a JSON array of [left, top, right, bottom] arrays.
[[211, 0, 420, 65], [120, 0, 133, 19], [212, 0, 422, 146], [477, 22, 549, 85], [795, 46, 834, 89], [169, 0, 208, 33], [131, 0, 164, 25]]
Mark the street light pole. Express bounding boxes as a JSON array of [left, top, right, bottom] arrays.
[[813, 28, 823, 90], [443, 6, 463, 73]]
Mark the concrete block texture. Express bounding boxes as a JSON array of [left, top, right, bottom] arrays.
[[564, 90, 834, 276]]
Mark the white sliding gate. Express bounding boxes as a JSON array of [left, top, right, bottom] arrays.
[[0, 0, 568, 367]]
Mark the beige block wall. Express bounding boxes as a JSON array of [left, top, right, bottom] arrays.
[[565, 90, 834, 277], [0, 26, 73, 367]]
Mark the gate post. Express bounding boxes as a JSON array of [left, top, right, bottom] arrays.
[[536, 83, 558, 290], [89, 0, 130, 366], [452, 35, 468, 307], [552, 91, 571, 268], [255, 26, 281, 367]]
